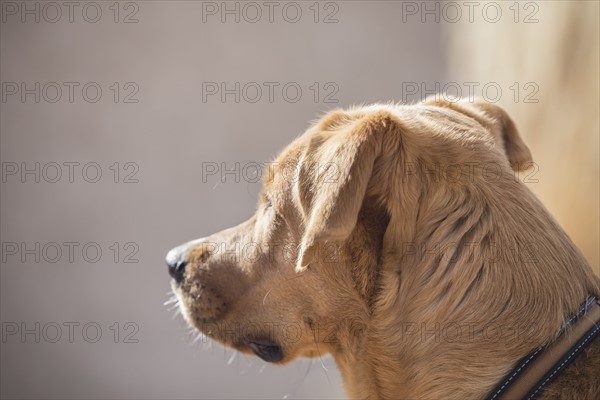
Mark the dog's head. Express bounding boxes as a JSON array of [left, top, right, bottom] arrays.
[[166, 98, 532, 364]]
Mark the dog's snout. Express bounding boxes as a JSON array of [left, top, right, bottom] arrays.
[[166, 246, 187, 283]]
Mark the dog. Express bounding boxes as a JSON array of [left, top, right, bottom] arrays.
[[167, 98, 600, 399]]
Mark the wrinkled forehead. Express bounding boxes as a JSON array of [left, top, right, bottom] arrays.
[[261, 103, 491, 194], [261, 135, 306, 199], [260, 106, 384, 195], [261, 121, 326, 194]]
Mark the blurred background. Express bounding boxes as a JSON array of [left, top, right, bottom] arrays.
[[1, 1, 597, 399]]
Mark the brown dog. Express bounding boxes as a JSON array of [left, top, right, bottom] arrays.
[[167, 98, 600, 399]]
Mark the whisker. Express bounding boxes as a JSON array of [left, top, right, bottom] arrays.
[[170, 307, 182, 319], [227, 351, 237, 365], [163, 297, 178, 306], [263, 271, 306, 305], [262, 288, 274, 305], [303, 358, 313, 381], [283, 358, 314, 399], [192, 331, 208, 345], [312, 325, 330, 382]]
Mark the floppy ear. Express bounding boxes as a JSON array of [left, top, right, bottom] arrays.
[[424, 97, 533, 171], [469, 99, 533, 171], [295, 111, 396, 272]]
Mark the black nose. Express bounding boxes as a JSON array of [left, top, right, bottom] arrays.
[[166, 246, 187, 283]]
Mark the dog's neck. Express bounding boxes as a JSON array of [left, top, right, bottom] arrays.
[[335, 170, 600, 399]]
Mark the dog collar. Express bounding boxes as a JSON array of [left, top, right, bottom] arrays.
[[487, 295, 600, 400]]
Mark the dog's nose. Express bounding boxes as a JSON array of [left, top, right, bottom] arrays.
[[166, 246, 187, 283]]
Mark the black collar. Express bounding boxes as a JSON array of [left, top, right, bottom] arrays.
[[487, 295, 600, 400]]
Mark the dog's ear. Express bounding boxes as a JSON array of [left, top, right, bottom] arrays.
[[424, 97, 533, 171], [294, 110, 397, 272]]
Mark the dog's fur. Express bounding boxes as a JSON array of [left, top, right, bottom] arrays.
[[169, 98, 600, 399]]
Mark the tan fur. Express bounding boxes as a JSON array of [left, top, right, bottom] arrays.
[[169, 99, 600, 399]]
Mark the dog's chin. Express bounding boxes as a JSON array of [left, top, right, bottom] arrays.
[[172, 295, 285, 363]]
